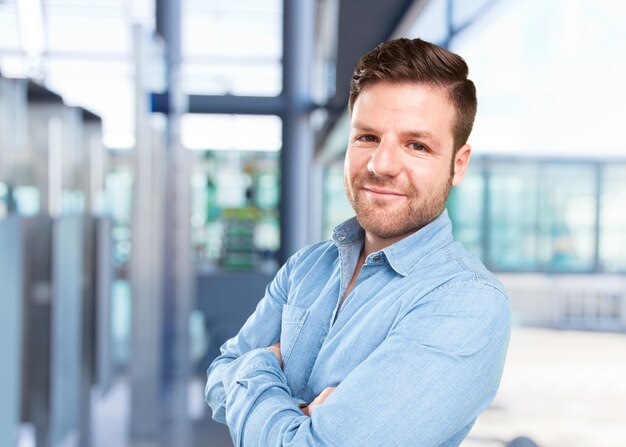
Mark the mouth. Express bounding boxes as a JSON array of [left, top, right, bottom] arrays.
[[361, 186, 406, 199]]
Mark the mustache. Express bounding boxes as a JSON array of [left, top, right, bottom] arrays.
[[351, 172, 418, 196]]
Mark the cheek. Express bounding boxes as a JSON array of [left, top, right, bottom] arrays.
[[405, 164, 424, 185], [405, 163, 446, 190], [343, 152, 358, 180], [343, 153, 352, 176], [345, 149, 370, 175]]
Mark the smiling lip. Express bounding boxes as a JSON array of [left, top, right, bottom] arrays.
[[362, 187, 405, 197]]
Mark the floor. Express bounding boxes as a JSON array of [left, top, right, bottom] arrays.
[[462, 327, 626, 447], [88, 327, 626, 447]]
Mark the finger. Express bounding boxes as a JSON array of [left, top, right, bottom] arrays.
[[310, 387, 335, 406], [306, 387, 336, 416], [307, 401, 320, 415], [317, 387, 335, 402], [266, 343, 283, 368]]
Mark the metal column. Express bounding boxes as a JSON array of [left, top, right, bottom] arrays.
[[280, 0, 317, 261], [0, 217, 24, 447], [157, 0, 194, 445], [130, 24, 165, 442]]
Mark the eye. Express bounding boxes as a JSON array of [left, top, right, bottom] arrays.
[[408, 142, 428, 152], [357, 134, 378, 143]]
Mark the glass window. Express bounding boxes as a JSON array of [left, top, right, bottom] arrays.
[[182, 60, 281, 96], [0, 2, 21, 51], [46, 15, 130, 54], [7, 0, 154, 149], [451, 0, 498, 31], [450, 0, 626, 159], [537, 164, 597, 272], [190, 150, 280, 272], [322, 160, 353, 239], [599, 164, 626, 272], [45, 60, 135, 149], [183, 5, 281, 59], [13, 185, 40, 216], [105, 163, 133, 267], [0, 182, 6, 218], [182, 0, 282, 97], [447, 160, 484, 258], [181, 114, 281, 151], [449, 158, 626, 274], [406, 0, 449, 45], [488, 161, 539, 271]]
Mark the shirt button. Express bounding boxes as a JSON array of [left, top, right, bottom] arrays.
[[373, 256, 380, 262], [337, 236, 346, 242]]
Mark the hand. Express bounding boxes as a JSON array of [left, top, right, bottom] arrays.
[[267, 342, 282, 369], [301, 387, 336, 416]]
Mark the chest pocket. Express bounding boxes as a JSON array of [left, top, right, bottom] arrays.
[[280, 304, 309, 368]]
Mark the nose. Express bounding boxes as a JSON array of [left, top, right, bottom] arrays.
[[367, 138, 402, 177]]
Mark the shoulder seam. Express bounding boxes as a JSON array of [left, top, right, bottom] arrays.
[[441, 243, 508, 297]]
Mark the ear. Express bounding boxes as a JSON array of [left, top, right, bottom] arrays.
[[451, 144, 471, 186]]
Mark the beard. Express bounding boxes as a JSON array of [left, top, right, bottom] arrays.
[[344, 171, 452, 239]]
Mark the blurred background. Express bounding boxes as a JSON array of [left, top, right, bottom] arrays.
[[1, 0, 625, 446]]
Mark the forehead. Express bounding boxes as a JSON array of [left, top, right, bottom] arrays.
[[353, 81, 453, 112], [350, 81, 456, 141]]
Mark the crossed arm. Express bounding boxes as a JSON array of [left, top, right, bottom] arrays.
[[266, 342, 335, 416], [205, 264, 511, 447]]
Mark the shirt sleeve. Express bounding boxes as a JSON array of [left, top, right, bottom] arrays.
[[216, 281, 511, 447], [204, 251, 300, 424]]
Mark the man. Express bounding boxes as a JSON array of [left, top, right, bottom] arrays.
[[206, 38, 511, 447]]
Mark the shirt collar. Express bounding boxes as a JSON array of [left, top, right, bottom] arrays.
[[332, 216, 365, 246], [332, 209, 453, 277]]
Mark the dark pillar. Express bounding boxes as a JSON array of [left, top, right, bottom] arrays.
[[280, 0, 317, 262], [156, 1, 194, 446]]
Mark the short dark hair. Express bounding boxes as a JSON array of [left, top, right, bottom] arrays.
[[349, 38, 477, 151]]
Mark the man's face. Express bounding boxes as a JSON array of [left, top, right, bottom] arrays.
[[344, 81, 471, 241]]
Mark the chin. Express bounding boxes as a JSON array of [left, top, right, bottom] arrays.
[[356, 216, 417, 240], [356, 205, 445, 240]]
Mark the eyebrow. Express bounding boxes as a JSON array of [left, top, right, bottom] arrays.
[[350, 123, 377, 134], [351, 122, 439, 145], [400, 130, 436, 141]]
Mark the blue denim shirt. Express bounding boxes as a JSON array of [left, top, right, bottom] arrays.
[[205, 210, 511, 447]]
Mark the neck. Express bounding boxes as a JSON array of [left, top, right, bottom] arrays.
[[363, 228, 417, 257]]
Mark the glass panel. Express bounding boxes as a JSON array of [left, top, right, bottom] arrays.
[[46, 15, 130, 54], [183, 6, 281, 59], [448, 159, 484, 258], [450, 0, 626, 158], [45, 60, 134, 149], [104, 152, 134, 369], [488, 162, 539, 271], [182, 60, 282, 96], [183, 0, 282, 96], [111, 279, 131, 367], [13, 186, 40, 216], [181, 114, 281, 151], [406, 0, 448, 45], [0, 54, 29, 78], [191, 150, 280, 272], [451, 0, 496, 30], [3, 0, 154, 148], [599, 164, 626, 272], [537, 164, 596, 272], [0, 182, 7, 218], [322, 160, 353, 239], [0, 2, 21, 50], [181, 114, 282, 272], [105, 165, 133, 267]]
